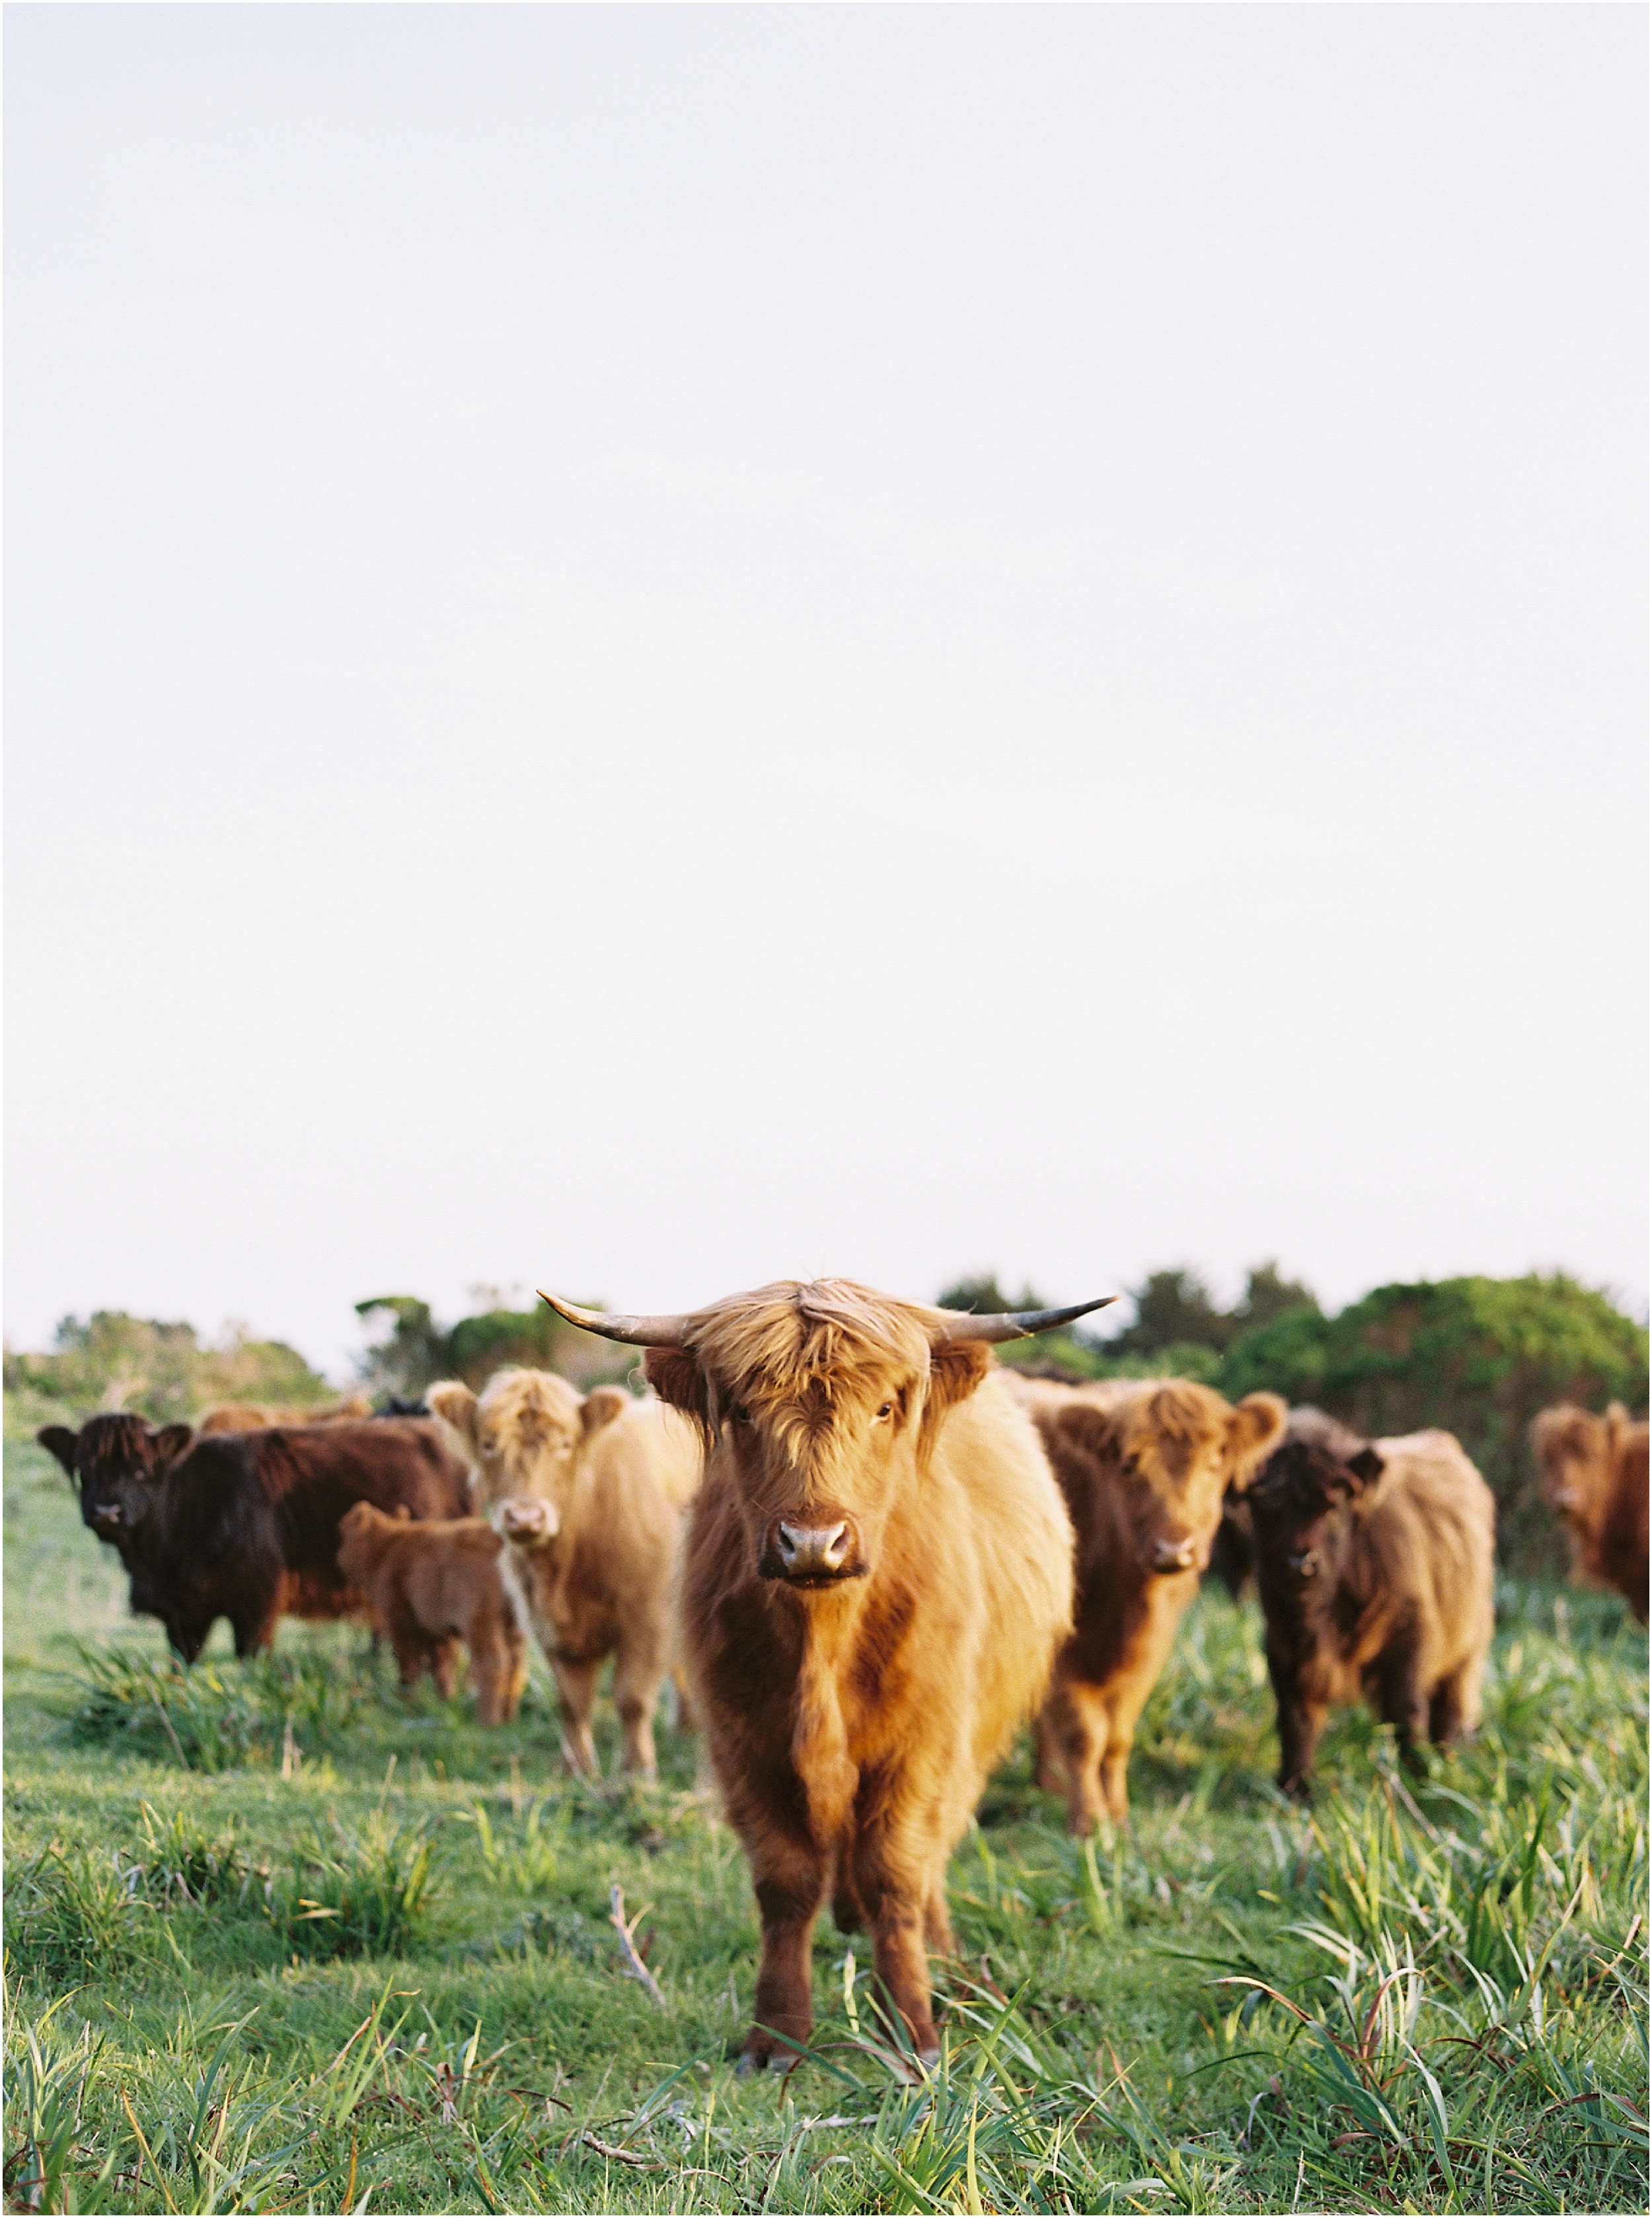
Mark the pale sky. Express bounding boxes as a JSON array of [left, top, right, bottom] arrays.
[[6, 3, 1647, 1380]]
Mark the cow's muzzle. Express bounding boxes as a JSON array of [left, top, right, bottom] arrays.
[[90, 1503, 124, 1531], [498, 1498, 559, 1550], [1146, 1534, 1199, 1574], [1287, 1549, 1320, 1581], [761, 1517, 868, 1587]]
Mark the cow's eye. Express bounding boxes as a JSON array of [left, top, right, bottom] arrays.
[[730, 1405, 752, 1428], [874, 1402, 894, 1423]]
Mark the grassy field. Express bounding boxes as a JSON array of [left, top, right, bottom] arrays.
[[5, 1429, 1647, 2215]]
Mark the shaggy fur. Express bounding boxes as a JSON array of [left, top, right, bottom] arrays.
[[426, 1369, 701, 1780], [650, 1280, 1074, 2072], [38, 1415, 470, 1662], [1531, 1402, 1649, 1623], [334, 1502, 527, 1722], [1248, 1415, 1496, 1799], [1002, 1374, 1286, 1828]]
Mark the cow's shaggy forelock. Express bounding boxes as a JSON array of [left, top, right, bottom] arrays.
[[478, 1368, 583, 1455], [71, 1413, 157, 1480], [685, 1280, 935, 1449]]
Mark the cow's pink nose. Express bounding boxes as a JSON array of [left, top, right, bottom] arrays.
[[500, 1499, 558, 1545], [1151, 1536, 1197, 1572], [776, 1521, 851, 1576]]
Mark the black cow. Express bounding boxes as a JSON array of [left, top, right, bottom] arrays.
[[38, 1414, 469, 1662]]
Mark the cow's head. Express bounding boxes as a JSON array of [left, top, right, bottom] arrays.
[[38, 1415, 194, 1548], [334, 1498, 396, 1582], [1053, 1381, 1287, 1574], [426, 1370, 626, 1513], [1530, 1404, 1611, 1538], [538, 1281, 1113, 1593], [1246, 1417, 1385, 1591]]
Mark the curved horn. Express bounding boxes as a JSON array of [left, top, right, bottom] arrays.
[[537, 1291, 693, 1348], [930, 1295, 1118, 1346]]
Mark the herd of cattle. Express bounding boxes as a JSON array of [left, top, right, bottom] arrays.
[[38, 1277, 1651, 2073]]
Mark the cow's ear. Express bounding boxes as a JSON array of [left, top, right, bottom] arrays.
[[644, 1349, 714, 1441], [38, 1425, 79, 1480], [1049, 1400, 1123, 1465], [147, 1423, 195, 1469], [1605, 1402, 1630, 1457], [1224, 1393, 1288, 1492], [426, 1381, 480, 1447], [918, 1343, 992, 1461], [928, 1342, 993, 1416], [581, 1386, 629, 1437], [1345, 1445, 1386, 1492]]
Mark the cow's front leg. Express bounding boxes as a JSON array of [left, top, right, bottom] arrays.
[[1268, 1640, 1325, 1802], [231, 1565, 282, 1659], [849, 1842, 940, 2068], [551, 1655, 602, 1778], [1375, 1641, 1429, 1775], [741, 1850, 827, 2074], [611, 1631, 665, 1781], [1049, 1680, 1111, 1833], [1030, 1699, 1067, 1794]]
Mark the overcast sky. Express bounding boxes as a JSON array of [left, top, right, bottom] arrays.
[[7, 3, 1647, 1379]]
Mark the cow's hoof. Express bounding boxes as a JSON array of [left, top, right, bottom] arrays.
[[917, 2046, 941, 2071], [735, 2051, 756, 2079], [766, 2053, 793, 2075]]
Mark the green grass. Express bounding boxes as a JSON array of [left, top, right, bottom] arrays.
[[5, 1432, 1646, 2213]]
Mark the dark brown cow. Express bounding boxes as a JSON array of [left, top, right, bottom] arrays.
[[1002, 1374, 1286, 1828], [194, 1400, 381, 1626], [335, 1502, 527, 1722], [38, 1415, 469, 1662], [1531, 1402, 1649, 1623], [1247, 1412, 1495, 1800], [542, 1280, 1104, 2072]]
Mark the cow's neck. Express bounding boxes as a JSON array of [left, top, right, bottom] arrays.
[[785, 1582, 871, 1846]]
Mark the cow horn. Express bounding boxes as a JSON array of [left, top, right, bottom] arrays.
[[537, 1291, 692, 1347], [930, 1295, 1118, 1345]]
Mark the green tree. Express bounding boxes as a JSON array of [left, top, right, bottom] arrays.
[[1228, 1261, 1320, 1337], [1108, 1268, 1233, 1355], [1219, 1275, 1649, 1575], [3, 1313, 332, 1427], [356, 1295, 632, 1396]]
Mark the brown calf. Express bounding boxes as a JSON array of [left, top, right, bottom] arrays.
[[1004, 1374, 1286, 1828], [1248, 1413, 1495, 1799], [543, 1280, 1102, 2071], [334, 1501, 527, 1722], [1531, 1402, 1649, 1623], [426, 1368, 701, 1780]]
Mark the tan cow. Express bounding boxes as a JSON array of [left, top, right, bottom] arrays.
[[1002, 1373, 1286, 1828], [335, 1501, 527, 1722], [198, 1396, 375, 1433], [541, 1280, 1108, 2072], [1531, 1402, 1649, 1623], [425, 1368, 701, 1780]]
